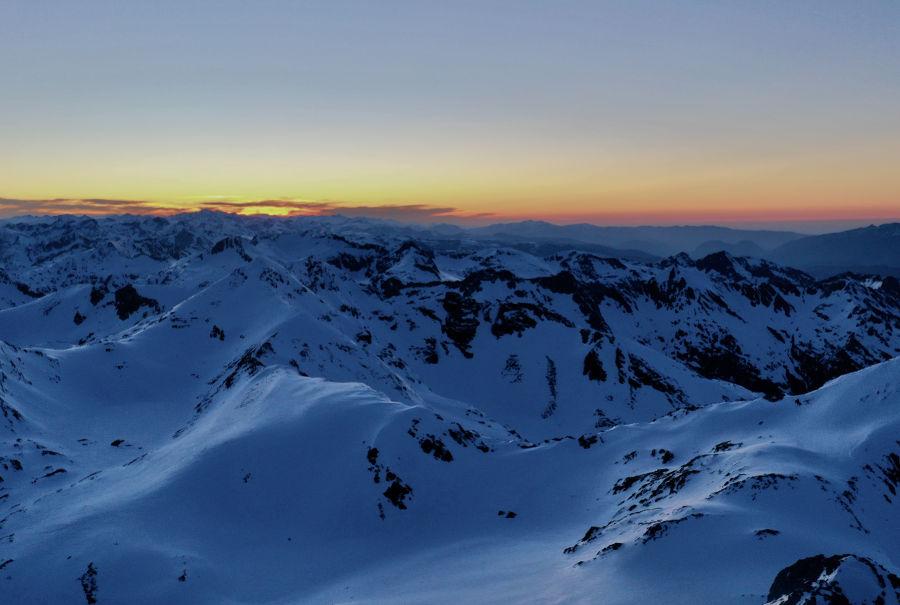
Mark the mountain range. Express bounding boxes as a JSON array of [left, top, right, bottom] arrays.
[[0, 212, 898, 603], [454, 219, 900, 278]]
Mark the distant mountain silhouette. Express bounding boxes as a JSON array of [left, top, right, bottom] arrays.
[[769, 223, 900, 278], [468, 221, 804, 257], [691, 239, 768, 259]]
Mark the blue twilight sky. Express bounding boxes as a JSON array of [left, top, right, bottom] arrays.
[[1, 1, 899, 226]]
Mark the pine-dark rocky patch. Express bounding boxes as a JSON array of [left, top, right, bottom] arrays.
[[533, 271, 614, 333], [766, 554, 900, 605], [220, 341, 273, 390], [755, 528, 780, 539], [713, 440, 741, 453], [874, 446, 900, 502], [490, 302, 574, 338], [440, 291, 480, 358], [418, 434, 454, 462], [564, 526, 603, 555], [113, 284, 160, 320], [0, 399, 24, 426], [712, 472, 798, 501], [14, 280, 44, 299], [577, 434, 599, 449], [785, 336, 874, 395], [678, 336, 782, 400], [446, 423, 491, 453], [366, 446, 379, 467], [593, 409, 617, 429], [382, 470, 413, 510], [365, 446, 414, 512], [34, 467, 67, 482], [625, 354, 685, 404], [415, 337, 440, 364], [541, 357, 559, 419], [642, 513, 704, 543], [582, 349, 607, 383], [651, 448, 674, 463], [210, 236, 252, 262], [612, 457, 705, 506], [89, 285, 106, 305], [79, 562, 98, 604], [501, 354, 523, 383]]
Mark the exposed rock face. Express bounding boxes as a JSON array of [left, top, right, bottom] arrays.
[[765, 554, 900, 605], [440, 291, 480, 358], [113, 284, 160, 320], [210, 236, 252, 262]]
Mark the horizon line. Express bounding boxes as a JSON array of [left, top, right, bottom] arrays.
[[1, 204, 899, 235]]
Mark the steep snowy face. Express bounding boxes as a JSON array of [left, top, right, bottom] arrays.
[[0, 214, 898, 604], [2, 214, 898, 434]]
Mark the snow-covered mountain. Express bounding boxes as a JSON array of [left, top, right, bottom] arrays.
[[0, 213, 898, 603], [770, 223, 900, 278]]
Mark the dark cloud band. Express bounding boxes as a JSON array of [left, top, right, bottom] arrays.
[[0, 197, 494, 223]]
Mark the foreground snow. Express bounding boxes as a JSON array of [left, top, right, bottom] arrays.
[[0, 214, 897, 603]]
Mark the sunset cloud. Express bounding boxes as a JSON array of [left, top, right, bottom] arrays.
[[0, 197, 185, 216], [0, 197, 495, 224]]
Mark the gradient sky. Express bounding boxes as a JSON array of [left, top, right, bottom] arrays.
[[1, 1, 899, 226]]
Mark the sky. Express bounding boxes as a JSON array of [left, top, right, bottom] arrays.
[[1, 1, 899, 229]]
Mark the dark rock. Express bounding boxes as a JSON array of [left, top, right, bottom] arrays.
[[541, 357, 559, 419], [766, 554, 900, 605], [582, 349, 607, 382], [418, 435, 454, 462], [89, 286, 106, 305], [642, 513, 703, 543], [564, 526, 602, 554], [441, 292, 480, 357], [491, 302, 573, 338], [14, 281, 44, 299], [113, 284, 160, 320], [79, 562, 98, 604], [382, 473, 413, 510], [577, 435, 599, 449], [210, 236, 252, 261]]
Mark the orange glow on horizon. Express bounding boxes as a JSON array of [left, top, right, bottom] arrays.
[[1, 196, 898, 228]]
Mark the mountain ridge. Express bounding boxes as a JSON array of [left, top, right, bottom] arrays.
[[0, 213, 898, 603]]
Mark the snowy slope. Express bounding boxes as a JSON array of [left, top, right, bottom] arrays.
[[0, 213, 898, 604]]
